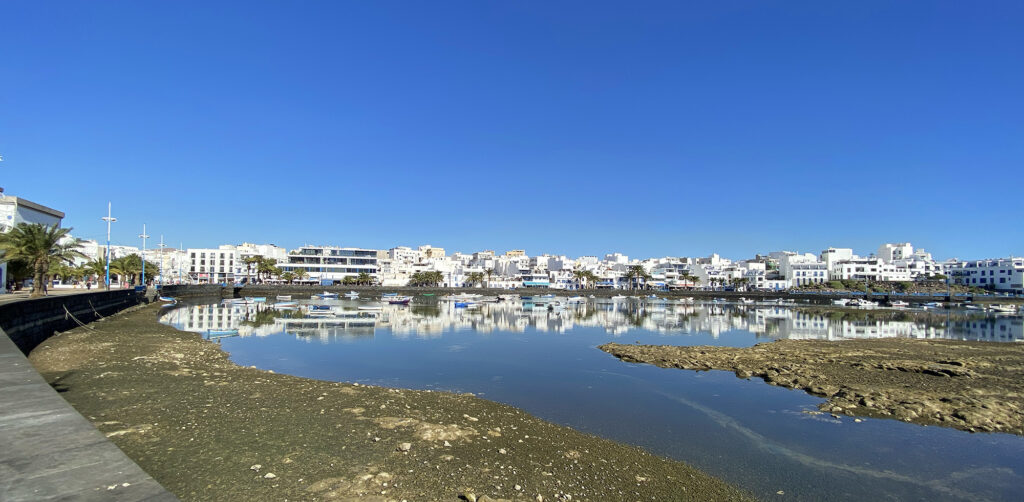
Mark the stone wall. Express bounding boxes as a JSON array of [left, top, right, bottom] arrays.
[[0, 290, 144, 354], [158, 284, 229, 298]]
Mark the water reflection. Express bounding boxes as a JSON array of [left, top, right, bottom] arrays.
[[159, 298, 1024, 343]]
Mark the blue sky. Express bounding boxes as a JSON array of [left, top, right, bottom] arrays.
[[2, 1, 1022, 260]]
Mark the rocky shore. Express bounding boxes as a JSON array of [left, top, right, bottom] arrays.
[[28, 304, 750, 501], [600, 339, 1024, 435]]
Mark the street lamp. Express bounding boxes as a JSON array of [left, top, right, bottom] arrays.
[[139, 224, 149, 288], [101, 202, 116, 289], [158, 235, 166, 286]]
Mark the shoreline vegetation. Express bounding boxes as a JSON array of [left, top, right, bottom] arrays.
[[28, 304, 751, 502], [600, 339, 1024, 436]]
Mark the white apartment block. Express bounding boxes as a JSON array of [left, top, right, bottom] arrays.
[[829, 257, 911, 282], [187, 248, 239, 284], [949, 258, 1024, 293], [278, 246, 380, 285]]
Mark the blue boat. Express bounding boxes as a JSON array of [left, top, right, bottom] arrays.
[[309, 305, 332, 311], [158, 296, 176, 302]]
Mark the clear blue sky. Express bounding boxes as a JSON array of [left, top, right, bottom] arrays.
[[2, 1, 1022, 260]]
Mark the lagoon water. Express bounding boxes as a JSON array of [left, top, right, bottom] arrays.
[[160, 298, 1024, 501]]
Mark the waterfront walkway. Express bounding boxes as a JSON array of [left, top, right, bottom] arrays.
[[0, 303, 176, 501]]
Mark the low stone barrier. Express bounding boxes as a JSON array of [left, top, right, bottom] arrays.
[[0, 289, 144, 354]]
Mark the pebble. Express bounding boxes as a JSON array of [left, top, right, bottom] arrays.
[[250, 464, 262, 472], [398, 442, 412, 452], [498, 448, 507, 454], [264, 473, 276, 479]]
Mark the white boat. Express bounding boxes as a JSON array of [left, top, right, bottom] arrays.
[[357, 305, 383, 311], [245, 296, 267, 303], [272, 301, 298, 308], [611, 295, 627, 300], [566, 296, 585, 303], [314, 292, 339, 299], [890, 300, 909, 308], [852, 299, 878, 307], [988, 304, 1018, 314], [276, 295, 292, 301], [832, 299, 849, 306], [739, 297, 755, 304], [344, 291, 360, 298]]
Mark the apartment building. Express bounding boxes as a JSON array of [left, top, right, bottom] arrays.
[[949, 258, 1024, 293]]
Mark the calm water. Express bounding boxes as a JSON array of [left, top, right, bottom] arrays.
[[159, 297, 1024, 501]]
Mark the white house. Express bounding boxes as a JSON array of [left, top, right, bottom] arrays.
[[0, 193, 65, 292], [949, 258, 1024, 293]]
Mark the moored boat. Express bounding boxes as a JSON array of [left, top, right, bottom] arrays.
[[832, 299, 849, 306], [314, 292, 339, 299], [387, 296, 413, 305], [276, 295, 292, 301], [988, 304, 1018, 314], [344, 291, 360, 298], [158, 296, 176, 302], [890, 300, 909, 308]]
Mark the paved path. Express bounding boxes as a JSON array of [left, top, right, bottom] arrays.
[[0, 312, 177, 500]]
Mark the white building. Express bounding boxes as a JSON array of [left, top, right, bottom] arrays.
[[829, 257, 911, 282], [0, 193, 65, 292], [949, 258, 1024, 293], [187, 247, 239, 284], [278, 246, 380, 285]]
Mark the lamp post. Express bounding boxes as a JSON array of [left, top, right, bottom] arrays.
[[101, 202, 116, 290], [158, 235, 166, 286], [139, 224, 149, 288]]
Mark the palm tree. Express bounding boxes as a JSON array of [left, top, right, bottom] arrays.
[[484, 268, 494, 288], [624, 265, 650, 290], [356, 272, 372, 286], [464, 272, 485, 287], [293, 267, 308, 283], [243, 255, 263, 283], [571, 269, 587, 290], [280, 271, 296, 284], [0, 223, 85, 297], [583, 270, 599, 289], [84, 256, 108, 286]]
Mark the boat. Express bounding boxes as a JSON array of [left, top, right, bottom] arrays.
[[308, 305, 333, 311], [739, 297, 755, 304], [832, 299, 849, 306], [222, 298, 253, 305], [922, 302, 942, 309], [276, 295, 292, 301], [158, 296, 176, 302], [519, 295, 533, 301], [344, 291, 360, 298], [160, 300, 177, 308], [357, 305, 383, 311], [206, 329, 239, 336], [852, 299, 878, 307], [988, 304, 1018, 314], [272, 301, 298, 308], [454, 302, 474, 308], [566, 296, 584, 303], [422, 293, 435, 297], [611, 295, 627, 300], [314, 292, 339, 299], [381, 292, 399, 298], [588, 295, 596, 299], [890, 300, 909, 308], [245, 296, 267, 303], [387, 296, 412, 305]]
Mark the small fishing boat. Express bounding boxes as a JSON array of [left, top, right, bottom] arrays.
[[314, 292, 339, 299], [832, 299, 849, 306], [454, 301, 475, 308], [852, 299, 878, 307], [890, 300, 909, 308], [272, 301, 298, 308], [739, 297, 755, 304], [566, 296, 584, 303], [308, 305, 333, 311], [422, 293, 435, 297], [160, 300, 177, 308], [276, 295, 292, 301], [922, 302, 942, 309], [611, 295, 627, 300], [358, 305, 383, 311], [988, 304, 1018, 314], [245, 296, 267, 303], [519, 295, 533, 301], [344, 291, 360, 298], [158, 296, 176, 302], [387, 296, 413, 305]]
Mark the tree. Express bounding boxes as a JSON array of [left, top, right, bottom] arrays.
[[464, 272, 484, 287], [409, 270, 444, 287], [0, 223, 85, 297], [623, 265, 650, 290], [84, 256, 108, 285], [256, 257, 279, 282], [571, 269, 586, 290], [281, 271, 296, 284], [583, 270, 599, 289], [342, 276, 358, 285], [293, 267, 308, 283], [243, 255, 263, 283], [484, 268, 494, 288], [356, 272, 373, 286]]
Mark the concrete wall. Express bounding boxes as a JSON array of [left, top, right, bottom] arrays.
[[0, 290, 144, 354], [158, 284, 228, 299]]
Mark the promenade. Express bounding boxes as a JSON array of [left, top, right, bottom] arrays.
[[0, 293, 177, 501]]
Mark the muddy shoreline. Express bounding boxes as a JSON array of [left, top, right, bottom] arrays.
[[600, 339, 1024, 435], [28, 304, 750, 501]]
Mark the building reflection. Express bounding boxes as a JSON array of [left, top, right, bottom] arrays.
[[158, 299, 1024, 343]]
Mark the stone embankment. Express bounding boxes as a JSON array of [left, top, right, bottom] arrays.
[[28, 305, 751, 501], [600, 339, 1024, 435]]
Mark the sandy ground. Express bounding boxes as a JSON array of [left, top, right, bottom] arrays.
[[600, 338, 1024, 435], [28, 304, 750, 502]]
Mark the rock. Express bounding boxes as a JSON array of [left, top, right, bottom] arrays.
[[250, 464, 262, 472], [514, 484, 522, 491], [398, 442, 412, 452], [263, 473, 276, 479], [461, 493, 477, 502], [498, 448, 507, 454], [444, 440, 452, 447]]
